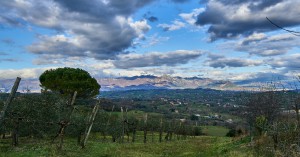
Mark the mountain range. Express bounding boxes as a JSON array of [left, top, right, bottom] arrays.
[[0, 75, 245, 93]]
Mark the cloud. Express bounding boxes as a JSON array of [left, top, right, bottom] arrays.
[[196, 0, 300, 40], [137, 34, 170, 48], [171, 0, 190, 3], [0, 67, 53, 79], [53, 0, 154, 18], [234, 72, 288, 85], [0, 58, 19, 63], [268, 54, 300, 70], [158, 20, 186, 31], [179, 8, 204, 25], [143, 12, 159, 22], [0, 0, 153, 60], [114, 50, 203, 69], [147, 16, 158, 22], [234, 33, 300, 56], [206, 54, 263, 68], [1, 38, 15, 45]]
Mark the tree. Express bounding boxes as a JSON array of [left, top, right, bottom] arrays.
[[39, 67, 100, 150], [39, 67, 100, 98]]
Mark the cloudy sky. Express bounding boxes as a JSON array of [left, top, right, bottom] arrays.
[[1, 0, 300, 85]]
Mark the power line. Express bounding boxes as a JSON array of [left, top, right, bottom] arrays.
[[266, 17, 300, 36]]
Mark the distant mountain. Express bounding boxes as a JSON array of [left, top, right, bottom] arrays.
[[97, 75, 243, 91], [0, 75, 244, 93], [0, 78, 41, 93]]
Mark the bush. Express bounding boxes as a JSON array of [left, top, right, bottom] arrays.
[[226, 128, 237, 137]]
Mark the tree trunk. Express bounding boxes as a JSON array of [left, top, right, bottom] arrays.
[[143, 114, 148, 144], [104, 105, 115, 142], [52, 91, 77, 150], [132, 128, 136, 143], [12, 119, 19, 147], [143, 129, 147, 144], [295, 103, 300, 126], [159, 118, 163, 143], [121, 107, 124, 143], [165, 131, 170, 141], [126, 131, 130, 143], [77, 131, 82, 145], [151, 127, 154, 142]]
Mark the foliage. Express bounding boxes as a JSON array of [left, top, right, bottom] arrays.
[[39, 67, 100, 98], [190, 114, 199, 121], [0, 136, 253, 157]]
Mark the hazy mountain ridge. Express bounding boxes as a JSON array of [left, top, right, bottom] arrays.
[[97, 75, 243, 91], [0, 75, 244, 93]]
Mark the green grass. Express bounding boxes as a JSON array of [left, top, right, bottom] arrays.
[[201, 126, 230, 137], [0, 135, 253, 157]]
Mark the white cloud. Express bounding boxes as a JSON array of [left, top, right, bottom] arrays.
[[179, 8, 204, 25], [158, 20, 186, 31], [0, 67, 55, 79]]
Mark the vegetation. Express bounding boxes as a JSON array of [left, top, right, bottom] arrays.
[[0, 136, 252, 157], [1, 75, 300, 156], [39, 67, 100, 98]]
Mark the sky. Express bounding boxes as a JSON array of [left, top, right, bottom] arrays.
[[1, 0, 300, 86]]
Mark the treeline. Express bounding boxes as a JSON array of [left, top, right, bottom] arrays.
[[244, 89, 300, 157], [0, 92, 202, 150]]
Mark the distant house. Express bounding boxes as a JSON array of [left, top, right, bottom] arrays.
[[214, 114, 220, 119], [282, 110, 300, 115], [204, 116, 211, 119], [194, 114, 201, 117], [226, 119, 233, 123], [179, 119, 186, 123]]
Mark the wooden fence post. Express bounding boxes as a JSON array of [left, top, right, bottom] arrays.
[[121, 107, 124, 143], [143, 113, 148, 143], [81, 101, 100, 148], [159, 118, 163, 143], [0, 77, 21, 126], [104, 105, 114, 141]]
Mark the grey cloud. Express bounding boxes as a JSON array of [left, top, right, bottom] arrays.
[[0, 0, 152, 61], [0, 15, 22, 27], [235, 72, 287, 85], [114, 50, 203, 69], [234, 33, 300, 56], [53, 0, 155, 22], [206, 54, 263, 68], [1, 38, 14, 44], [196, 0, 300, 40], [147, 16, 158, 22], [268, 54, 300, 70], [143, 12, 158, 22], [0, 58, 19, 62]]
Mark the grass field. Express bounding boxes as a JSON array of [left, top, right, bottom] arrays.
[[201, 126, 230, 137], [0, 134, 253, 157]]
